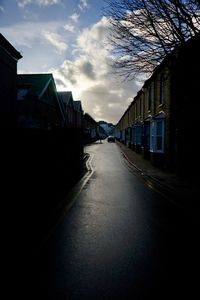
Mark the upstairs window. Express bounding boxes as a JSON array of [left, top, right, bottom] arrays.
[[17, 86, 30, 100], [148, 85, 152, 111], [159, 74, 165, 105]]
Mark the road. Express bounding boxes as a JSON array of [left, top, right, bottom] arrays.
[[32, 141, 198, 299]]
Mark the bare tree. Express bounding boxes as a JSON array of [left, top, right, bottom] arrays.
[[104, 0, 200, 80]]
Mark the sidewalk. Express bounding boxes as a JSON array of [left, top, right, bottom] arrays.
[[116, 141, 198, 212]]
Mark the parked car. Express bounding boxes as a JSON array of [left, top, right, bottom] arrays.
[[107, 135, 115, 142]]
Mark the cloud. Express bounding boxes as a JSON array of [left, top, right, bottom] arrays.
[[0, 21, 41, 48], [42, 30, 68, 53], [0, 21, 68, 52], [70, 13, 80, 23], [53, 60, 78, 86], [78, 0, 89, 11], [51, 17, 141, 123], [1, 15, 141, 123], [64, 23, 75, 33], [78, 61, 96, 80], [79, 81, 137, 123], [17, 0, 62, 8], [0, 5, 5, 12], [17, 0, 31, 8]]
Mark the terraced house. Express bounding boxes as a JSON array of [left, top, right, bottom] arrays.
[[115, 33, 200, 177]]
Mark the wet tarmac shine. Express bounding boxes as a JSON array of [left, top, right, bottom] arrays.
[[35, 141, 199, 299]]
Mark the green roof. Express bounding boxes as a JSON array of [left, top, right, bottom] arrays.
[[17, 74, 53, 99]]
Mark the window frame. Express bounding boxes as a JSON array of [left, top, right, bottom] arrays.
[[150, 118, 165, 153]]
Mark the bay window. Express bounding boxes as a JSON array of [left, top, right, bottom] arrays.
[[150, 116, 165, 153]]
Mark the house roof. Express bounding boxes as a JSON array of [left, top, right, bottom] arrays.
[[0, 33, 22, 60], [17, 74, 53, 99], [73, 100, 82, 112], [17, 73, 66, 124], [57, 91, 74, 107], [84, 113, 97, 125]]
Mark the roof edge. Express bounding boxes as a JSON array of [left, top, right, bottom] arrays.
[[0, 33, 22, 60]]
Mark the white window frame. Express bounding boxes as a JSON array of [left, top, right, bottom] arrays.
[[150, 118, 165, 153]]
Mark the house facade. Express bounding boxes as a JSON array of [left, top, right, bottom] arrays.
[[83, 113, 99, 143], [58, 91, 75, 128], [115, 33, 200, 176], [57, 92, 84, 129], [0, 33, 22, 127]]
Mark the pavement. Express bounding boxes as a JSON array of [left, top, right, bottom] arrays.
[[116, 141, 199, 214]]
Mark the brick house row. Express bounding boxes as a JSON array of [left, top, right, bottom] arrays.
[[57, 91, 83, 129], [17, 74, 84, 130], [17, 74, 107, 144], [115, 33, 200, 177], [0, 33, 84, 131]]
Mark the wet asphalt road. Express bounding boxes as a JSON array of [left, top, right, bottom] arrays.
[[34, 141, 199, 299]]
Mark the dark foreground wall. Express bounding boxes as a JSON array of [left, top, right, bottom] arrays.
[[1, 127, 84, 245], [171, 34, 200, 178]]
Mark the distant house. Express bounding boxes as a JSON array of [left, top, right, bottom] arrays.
[[99, 121, 114, 136], [17, 73, 66, 129], [57, 91, 75, 128], [58, 92, 84, 129], [97, 124, 107, 139], [0, 33, 22, 127]]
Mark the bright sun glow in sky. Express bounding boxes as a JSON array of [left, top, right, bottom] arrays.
[[0, 0, 141, 123]]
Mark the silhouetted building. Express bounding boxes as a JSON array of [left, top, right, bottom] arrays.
[[73, 100, 83, 128], [57, 91, 75, 128], [0, 33, 22, 127], [57, 92, 83, 129], [83, 113, 98, 143], [17, 73, 66, 129]]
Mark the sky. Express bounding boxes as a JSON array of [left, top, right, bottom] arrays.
[[0, 0, 141, 124]]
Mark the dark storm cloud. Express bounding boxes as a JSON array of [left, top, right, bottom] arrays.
[[79, 61, 96, 80]]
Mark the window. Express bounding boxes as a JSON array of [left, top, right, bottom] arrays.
[[134, 125, 142, 145], [122, 130, 125, 141], [150, 119, 165, 153], [144, 122, 150, 149], [148, 86, 152, 111], [135, 102, 138, 117], [156, 121, 163, 150], [139, 98, 141, 115], [148, 82, 155, 111], [17, 88, 29, 100], [159, 74, 165, 105]]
